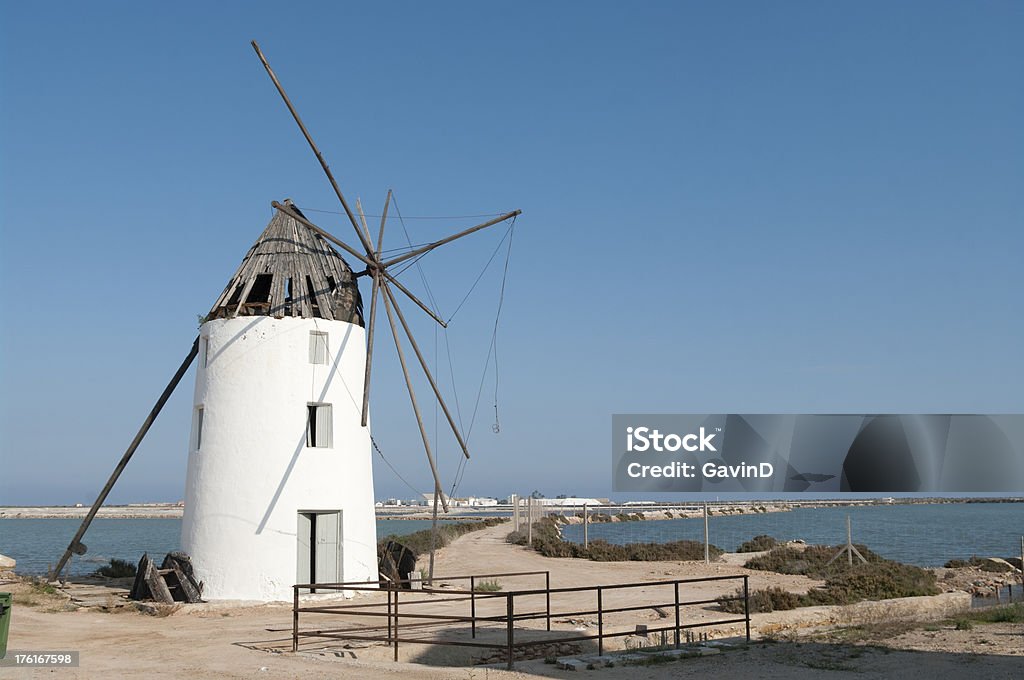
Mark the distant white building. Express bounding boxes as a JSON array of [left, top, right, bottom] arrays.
[[418, 493, 498, 507], [534, 497, 606, 507]]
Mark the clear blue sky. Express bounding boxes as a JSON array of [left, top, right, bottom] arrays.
[[1, 2, 1021, 505]]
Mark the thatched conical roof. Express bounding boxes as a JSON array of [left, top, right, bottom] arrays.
[[207, 201, 363, 325]]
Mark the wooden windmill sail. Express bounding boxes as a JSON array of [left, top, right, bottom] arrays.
[[250, 40, 520, 513], [50, 40, 521, 583]]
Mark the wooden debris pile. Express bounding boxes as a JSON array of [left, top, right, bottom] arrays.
[[129, 551, 203, 604]]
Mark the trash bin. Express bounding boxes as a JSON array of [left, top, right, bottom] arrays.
[[0, 592, 11, 659]]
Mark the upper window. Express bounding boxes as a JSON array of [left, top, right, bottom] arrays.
[[201, 337, 209, 368], [306, 403, 333, 448], [309, 331, 329, 365], [193, 406, 205, 451]]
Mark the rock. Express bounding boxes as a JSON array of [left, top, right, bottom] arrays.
[[980, 557, 1016, 573], [0, 553, 15, 569]]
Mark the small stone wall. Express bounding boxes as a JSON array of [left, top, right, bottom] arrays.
[[755, 591, 971, 637]]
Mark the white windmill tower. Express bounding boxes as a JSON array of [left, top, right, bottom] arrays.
[[180, 201, 376, 601], [51, 41, 520, 602]]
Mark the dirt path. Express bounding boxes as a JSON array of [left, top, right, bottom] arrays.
[[3, 523, 1021, 678]]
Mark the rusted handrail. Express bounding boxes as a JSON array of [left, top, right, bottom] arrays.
[[292, 571, 751, 671]]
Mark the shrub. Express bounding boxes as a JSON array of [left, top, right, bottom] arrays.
[[744, 544, 884, 577], [506, 518, 723, 562], [736, 535, 778, 553], [964, 603, 1024, 624], [474, 579, 502, 592], [95, 558, 137, 578], [800, 562, 940, 606], [718, 586, 799, 614], [745, 543, 939, 607]]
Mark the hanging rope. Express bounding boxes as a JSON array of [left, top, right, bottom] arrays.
[[371, 193, 517, 501], [452, 215, 515, 502], [445, 222, 514, 325], [371, 435, 425, 498]]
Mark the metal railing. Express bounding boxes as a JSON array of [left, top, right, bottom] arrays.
[[291, 572, 750, 670]]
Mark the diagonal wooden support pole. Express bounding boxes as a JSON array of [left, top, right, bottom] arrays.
[[380, 270, 447, 328], [356, 198, 374, 255], [377, 190, 391, 258], [380, 281, 450, 512], [51, 337, 200, 581], [382, 210, 521, 269], [360, 270, 380, 427], [360, 191, 393, 426], [251, 41, 375, 257], [382, 282, 470, 460]]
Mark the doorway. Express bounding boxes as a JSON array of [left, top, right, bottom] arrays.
[[297, 510, 342, 593]]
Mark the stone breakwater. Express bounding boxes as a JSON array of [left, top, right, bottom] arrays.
[[0, 505, 185, 519], [555, 504, 791, 524]]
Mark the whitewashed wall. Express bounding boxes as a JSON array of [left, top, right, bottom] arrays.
[[181, 316, 377, 601]]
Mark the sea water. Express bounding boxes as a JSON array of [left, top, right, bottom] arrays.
[[1, 504, 1021, 576], [0, 517, 470, 576], [560, 502, 1024, 567]]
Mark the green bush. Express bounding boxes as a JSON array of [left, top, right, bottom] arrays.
[[961, 603, 1024, 624], [736, 535, 778, 553], [718, 586, 800, 614], [744, 544, 884, 577], [744, 543, 939, 607], [94, 558, 137, 578], [507, 518, 722, 562], [474, 579, 502, 592], [800, 561, 940, 606]]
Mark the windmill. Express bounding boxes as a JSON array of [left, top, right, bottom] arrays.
[[50, 41, 521, 599]]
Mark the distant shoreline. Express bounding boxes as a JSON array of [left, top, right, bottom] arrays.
[[1, 497, 1020, 520]]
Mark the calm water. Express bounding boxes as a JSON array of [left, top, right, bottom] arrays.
[[561, 503, 1024, 567], [2, 504, 1021, 575], [0, 517, 475, 576]]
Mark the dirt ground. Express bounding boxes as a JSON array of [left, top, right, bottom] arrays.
[[3, 522, 1022, 679]]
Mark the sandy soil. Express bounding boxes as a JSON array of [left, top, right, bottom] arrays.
[[3, 522, 1022, 679]]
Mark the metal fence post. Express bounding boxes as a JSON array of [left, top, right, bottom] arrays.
[[597, 586, 604, 656], [470, 576, 477, 638], [743, 574, 751, 642], [673, 582, 680, 649], [394, 588, 400, 662], [387, 587, 392, 642], [292, 586, 299, 652], [545, 571, 551, 631], [506, 592, 515, 670]]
